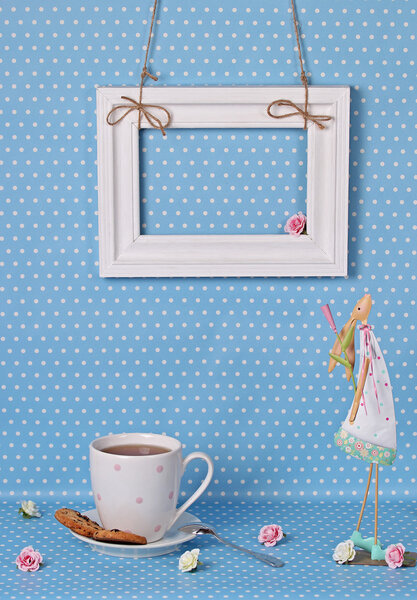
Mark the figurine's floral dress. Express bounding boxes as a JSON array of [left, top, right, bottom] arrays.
[[334, 325, 396, 466]]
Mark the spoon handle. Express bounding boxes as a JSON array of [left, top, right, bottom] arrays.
[[214, 535, 284, 568]]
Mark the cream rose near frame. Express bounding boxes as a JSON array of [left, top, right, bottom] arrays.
[[96, 86, 350, 277]]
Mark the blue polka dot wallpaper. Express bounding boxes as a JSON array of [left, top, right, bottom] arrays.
[[1, 0, 416, 508], [140, 128, 307, 234]]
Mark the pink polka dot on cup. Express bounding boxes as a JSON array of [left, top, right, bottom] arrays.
[[154, 525, 161, 532], [136, 497, 143, 504], [156, 465, 163, 473], [169, 491, 174, 499], [97, 493, 102, 501], [114, 464, 121, 471]]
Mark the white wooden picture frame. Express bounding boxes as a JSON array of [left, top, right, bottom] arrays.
[[96, 86, 350, 277]]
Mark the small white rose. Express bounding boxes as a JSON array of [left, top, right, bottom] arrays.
[[332, 540, 355, 564], [179, 548, 200, 572], [19, 500, 41, 519]]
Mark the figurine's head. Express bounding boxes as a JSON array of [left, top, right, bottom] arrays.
[[351, 293, 372, 324]]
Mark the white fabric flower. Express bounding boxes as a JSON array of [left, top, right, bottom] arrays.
[[20, 500, 41, 518], [332, 540, 356, 564], [179, 548, 200, 572]]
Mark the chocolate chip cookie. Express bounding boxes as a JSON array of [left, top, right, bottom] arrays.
[[54, 508, 103, 538], [93, 529, 147, 545]]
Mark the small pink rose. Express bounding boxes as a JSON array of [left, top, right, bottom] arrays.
[[16, 546, 43, 572], [258, 524, 285, 547], [284, 212, 306, 237], [385, 543, 405, 569]]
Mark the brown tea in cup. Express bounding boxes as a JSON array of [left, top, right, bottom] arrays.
[[101, 444, 170, 456]]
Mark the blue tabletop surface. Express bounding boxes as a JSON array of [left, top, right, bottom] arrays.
[[1, 499, 416, 600]]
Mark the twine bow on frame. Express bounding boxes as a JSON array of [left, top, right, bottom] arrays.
[[106, 93, 171, 137], [267, 98, 332, 131], [106, 0, 171, 137], [267, 0, 332, 130]]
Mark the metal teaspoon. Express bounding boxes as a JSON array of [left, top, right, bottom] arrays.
[[179, 522, 284, 568]]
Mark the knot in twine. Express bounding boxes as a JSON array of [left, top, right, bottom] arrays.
[[266, 0, 332, 131], [106, 0, 171, 137], [266, 99, 332, 130], [106, 94, 171, 137]]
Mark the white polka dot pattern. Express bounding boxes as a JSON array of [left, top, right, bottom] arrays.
[[0, 0, 416, 541], [140, 129, 307, 234], [1, 500, 417, 598]]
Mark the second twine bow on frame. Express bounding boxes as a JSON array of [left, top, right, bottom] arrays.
[[267, 0, 332, 130]]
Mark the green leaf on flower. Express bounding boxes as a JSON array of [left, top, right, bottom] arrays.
[[329, 353, 351, 369], [18, 508, 32, 519], [341, 324, 355, 352]]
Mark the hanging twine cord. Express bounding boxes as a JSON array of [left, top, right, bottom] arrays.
[[267, 0, 332, 130], [106, 0, 171, 136]]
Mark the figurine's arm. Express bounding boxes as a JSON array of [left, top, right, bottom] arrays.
[[349, 357, 370, 425], [328, 319, 357, 382]]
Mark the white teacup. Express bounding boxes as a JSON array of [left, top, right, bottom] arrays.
[[89, 433, 214, 543]]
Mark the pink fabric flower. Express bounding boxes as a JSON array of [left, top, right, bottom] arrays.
[[284, 212, 306, 236], [321, 304, 338, 334], [258, 524, 284, 547], [16, 546, 43, 572], [385, 543, 405, 569]]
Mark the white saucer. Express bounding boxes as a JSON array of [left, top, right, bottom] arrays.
[[69, 509, 199, 558]]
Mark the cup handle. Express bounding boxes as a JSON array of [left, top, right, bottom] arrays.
[[169, 452, 214, 528]]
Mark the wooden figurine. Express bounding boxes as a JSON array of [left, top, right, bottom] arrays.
[[322, 294, 396, 561]]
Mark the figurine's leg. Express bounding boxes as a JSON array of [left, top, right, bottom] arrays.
[[356, 463, 373, 531], [374, 463, 379, 545], [371, 464, 386, 560], [351, 464, 378, 552]]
